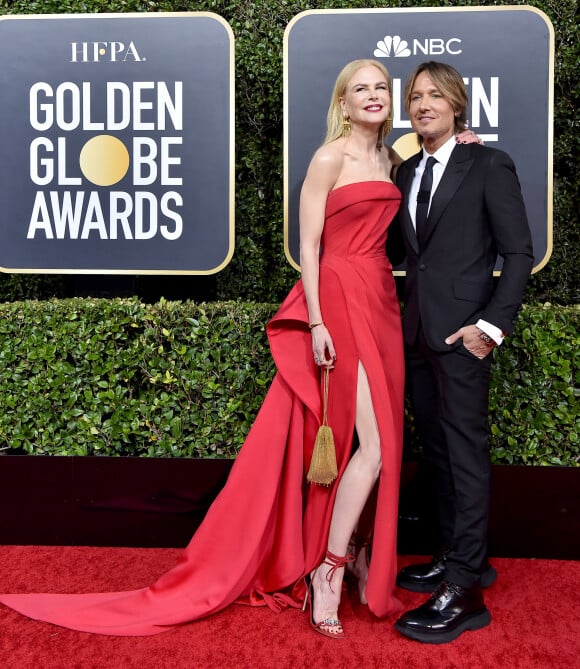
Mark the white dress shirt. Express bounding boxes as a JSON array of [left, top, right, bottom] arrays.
[[408, 135, 456, 231]]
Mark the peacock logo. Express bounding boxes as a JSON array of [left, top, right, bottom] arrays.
[[374, 36, 411, 58]]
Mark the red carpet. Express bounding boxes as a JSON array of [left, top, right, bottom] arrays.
[[0, 546, 578, 668]]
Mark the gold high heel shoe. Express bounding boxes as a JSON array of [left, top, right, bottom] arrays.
[[302, 550, 355, 639]]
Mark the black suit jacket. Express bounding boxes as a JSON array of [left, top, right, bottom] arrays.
[[392, 143, 533, 352]]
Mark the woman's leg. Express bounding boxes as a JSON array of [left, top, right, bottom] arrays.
[[346, 481, 378, 605], [311, 362, 381, 630]]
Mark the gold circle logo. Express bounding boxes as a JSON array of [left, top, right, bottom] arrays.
[[392, 132, 421, 160], [79, 135, 130, 186]]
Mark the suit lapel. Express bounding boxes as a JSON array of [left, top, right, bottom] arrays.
[[399, 151, 422, 255], [423, 144, 474, 245]]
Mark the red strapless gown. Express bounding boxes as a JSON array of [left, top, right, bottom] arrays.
[[0, 181, 405, 635]]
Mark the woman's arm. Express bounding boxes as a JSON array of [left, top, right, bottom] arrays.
[[299, 147, 341, 366], [386, 146, 404, 182]]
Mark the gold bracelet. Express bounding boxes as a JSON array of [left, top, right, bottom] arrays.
[[309, 321, 324, 329]]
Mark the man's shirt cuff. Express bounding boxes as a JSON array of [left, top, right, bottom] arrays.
[[476, 319, 504, 345]]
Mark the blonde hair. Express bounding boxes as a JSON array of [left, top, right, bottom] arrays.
[[324, 59, 393, 148], [404, 61, 468, 139]]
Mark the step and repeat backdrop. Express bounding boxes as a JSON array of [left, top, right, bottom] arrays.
[[0, 7, 552, 275]]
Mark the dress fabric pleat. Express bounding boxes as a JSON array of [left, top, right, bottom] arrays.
[[0, 181, 405, 635]]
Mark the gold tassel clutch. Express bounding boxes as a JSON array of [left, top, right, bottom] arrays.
[[307, 366, 338, 486]]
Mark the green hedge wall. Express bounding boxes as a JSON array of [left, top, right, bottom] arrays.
[[0, 299, 577, 466], [0, 0, 578, 306], [0, 299, 277, 458]]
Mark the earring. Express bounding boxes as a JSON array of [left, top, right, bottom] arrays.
[[377, 118, 393, 149], [342, 117, 352, 138]]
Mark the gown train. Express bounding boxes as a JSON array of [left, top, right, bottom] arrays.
[[0, 181, 405, 635]]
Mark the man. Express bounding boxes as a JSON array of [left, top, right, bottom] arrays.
[[391, 61, 533, 644]]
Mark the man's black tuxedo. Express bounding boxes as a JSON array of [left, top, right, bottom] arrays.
[[395, 143, 533, 352], [393, 142, 533, 587]]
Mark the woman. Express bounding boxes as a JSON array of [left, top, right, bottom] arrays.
[[297, 59, 405, 637], [0, 60, 475, 639]]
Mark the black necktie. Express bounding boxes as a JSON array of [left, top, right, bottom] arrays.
[[415, 156, 437, 246]]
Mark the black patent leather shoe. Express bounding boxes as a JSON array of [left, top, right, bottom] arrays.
[[394, 581, 491, 644], [396, 548, 497, 593]]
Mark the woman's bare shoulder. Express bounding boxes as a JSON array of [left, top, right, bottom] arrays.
[[310, 140, 345, 168], [306, 141, 344, 185]]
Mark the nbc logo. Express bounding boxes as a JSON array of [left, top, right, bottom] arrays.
[[374, 35, 462, 58], [374, 36, 411, 58]]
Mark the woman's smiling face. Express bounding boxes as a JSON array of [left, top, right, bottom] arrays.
[[339, 65, 391, 127]]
